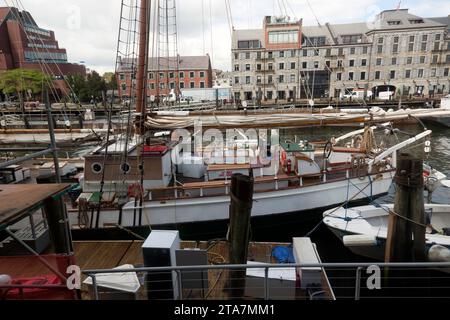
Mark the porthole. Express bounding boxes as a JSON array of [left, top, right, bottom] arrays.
[[91, 163, 103, 174], [121, 162, 131, 174]]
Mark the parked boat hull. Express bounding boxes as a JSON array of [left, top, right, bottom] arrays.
[[69, 171, 394, 239]]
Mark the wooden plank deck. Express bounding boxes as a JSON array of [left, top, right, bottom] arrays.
[[74, 240, 334, 300]]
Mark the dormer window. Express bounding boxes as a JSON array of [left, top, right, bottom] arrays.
[[409, 19, 424, 24], [388, 20, 401, 25]]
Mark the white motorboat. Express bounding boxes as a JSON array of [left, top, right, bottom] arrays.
[[323, 203, 450, 261]]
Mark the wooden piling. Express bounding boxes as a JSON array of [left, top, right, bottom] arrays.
[[227, 174, 254, 298], [385, 153, 426, 262]]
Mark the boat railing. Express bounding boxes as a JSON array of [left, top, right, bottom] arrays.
[[147, 165, 393, 201], [82, 261, 450, 301]]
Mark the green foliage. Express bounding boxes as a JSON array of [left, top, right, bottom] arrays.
[[67, 71, 107, 102], [0, 69, 50, 96]]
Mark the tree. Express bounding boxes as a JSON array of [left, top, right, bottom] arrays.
[[0, 68, 50, 102], [67, 71, 107, 103]]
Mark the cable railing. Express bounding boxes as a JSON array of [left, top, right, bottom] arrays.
[[82, 262, 450, 301]]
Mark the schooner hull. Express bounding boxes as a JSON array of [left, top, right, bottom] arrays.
[[69, 172, 393, 236]]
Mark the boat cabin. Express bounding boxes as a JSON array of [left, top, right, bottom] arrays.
[[83, 137, 176, 193], [0, 165, 31, 184]]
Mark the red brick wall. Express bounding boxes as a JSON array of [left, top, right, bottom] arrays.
[[117, 68, 213, 98]]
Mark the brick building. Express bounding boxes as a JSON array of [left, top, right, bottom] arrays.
[[117, 55, 213, 99], [0, 7, 86, 96]]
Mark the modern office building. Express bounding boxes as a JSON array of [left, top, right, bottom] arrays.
[[117, 55, 213, 99], [0, 7, 86, 94], [232, 9, 450, 102]]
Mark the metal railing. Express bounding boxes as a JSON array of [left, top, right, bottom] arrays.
[[83, 262, 450, 301]]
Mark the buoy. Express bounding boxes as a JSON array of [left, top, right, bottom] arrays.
[[343, 235, 378, 247], [428, 245, 450, 262]]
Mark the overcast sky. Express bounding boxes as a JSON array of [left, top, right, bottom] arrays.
[[16, 0, 450, 74]]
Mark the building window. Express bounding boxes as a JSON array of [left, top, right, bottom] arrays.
[[388, 20, 401, 26], [268, 51, 273, 59], [234, 53, 239, 60], [302, 50, 307, 57], [245, 64, 251, 71], [314, 61, 319, 69], [362, 47, 368, 54], [435, 34, 442, 41], [279, 75, 284, 83], [406, 57, 412, 64], [268, 30, 299, 44], [422, 35, 428, 42], [342, 34, 363, 44], [121, 84, 127, 91], [348, 72, 354, 81], [256, 52, 262, 59], [360, 72, 366, 80], [420, 56, 426, 64], [418, 69, 424, 78], [350, 47, 356, 55], [257, 76, 262, 84], [432, 55, 438, 64], [200, 82, 205, 88], [302, 62, 307, 69], [234, 64, 239, 71], [268, 75, 273, 84], [246, 76, 251, 84], [431, 69, 436, 77], [405, 70, 411, 78], [375, 71, 381, 80], [377, 45, 383, 54], [336, 73, 342, 81], [376, 58, 382, 66], [179, 72, 184, 78], [150, 83, 155, 90], [291, 50, 296, 57], [257, 64, 262, 71], [337, 60, 343, 67], [290, 62, 296, 69], [169, 72, 174, 78], [392, 57, 397, 65], [390, 70, 396, 79], [446, 55, 450, 63], [148, 72, 154, 80], [393, 44, 399, 53], [421, 42, 427, 51], [267, 91, 273, 100], [190, 72, 195, 78], [279, 51, 285, 58], [180, 82, 185, 89], [325, 60, 331, 68], [234, 77, 239, 84], [444, 68, 449, 77], [338, 48, 344, 56], [408, 43, 414, 52], [378, 37, 384, 44], [237, 40, 261, 49], [279, 63, 284, 70], [190, 82, 195, 88], [268, 63, 273, 70], [290, 74, 296, 83], [361, 59, 367, 67], [200, 71, 205, 78], [349, 60, 355, 67], [245, 52, 251, 59], [120, 74, 125, 80]]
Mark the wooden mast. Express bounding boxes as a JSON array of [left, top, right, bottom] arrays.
[[135, 0, 151, 133]]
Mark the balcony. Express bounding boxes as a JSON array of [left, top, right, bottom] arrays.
[[255, 68, 276, 74], [255, 56, 275, 62]]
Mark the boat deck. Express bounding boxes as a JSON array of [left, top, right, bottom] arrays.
[[74, 240, 335, 300]]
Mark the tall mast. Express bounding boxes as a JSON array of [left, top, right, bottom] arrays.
[[136, 0, 151, 129]]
